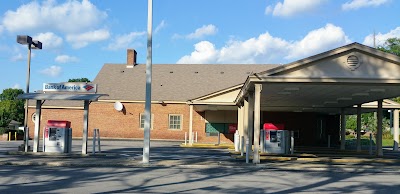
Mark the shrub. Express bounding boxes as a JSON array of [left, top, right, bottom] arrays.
[[382, 130, 394, 139]]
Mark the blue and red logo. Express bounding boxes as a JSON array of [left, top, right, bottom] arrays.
[[83, 85, 94, 91]]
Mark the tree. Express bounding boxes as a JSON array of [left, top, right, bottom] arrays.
[[346, 112, 390, 134], [68, 78, 91, 82], [0, 88, 24, 101], [377, 38, 400, 57], [0, 88, 24, 128], [376, 38, 400, 103]]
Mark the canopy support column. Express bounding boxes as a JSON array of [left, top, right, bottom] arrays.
[[253, 84, 262, 164], [82, 100, 90, 154], [33, 100, 42, 152], [394, 109, 399, 151], [356, 104, 362, 152], [377, 99, 383, 156], [340, 108, 346, 150]]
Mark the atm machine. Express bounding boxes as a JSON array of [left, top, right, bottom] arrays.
[[263, 123, 290, 154], [43, 120, 72, 153]]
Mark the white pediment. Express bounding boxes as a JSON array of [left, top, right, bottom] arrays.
[[274, 51, 400, 78], [191, 85, 241, 104]]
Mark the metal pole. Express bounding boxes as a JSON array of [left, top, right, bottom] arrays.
[[291, 131, 294, 155], [241, 136, 244, 156], [217, 132, 220, 145], [195, 131, 198, 143], [97, 129, 101, 153], [82, 100, 89, 154], [23, 44, 31, 152], [369, 133, 373, 155], [92, 128, 96, 154], [394, 109, 399, 151], [184, 132, 187, 145], [246, 138, 249, 163], [143, 0, 153, 164], [234, 130, 239, 152], [191, 132, 194, 144], [328, 135, 331, 148], [189, 105, 193, 145]]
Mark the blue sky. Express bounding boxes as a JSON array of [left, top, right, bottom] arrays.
[[0, 0, 400, 93]]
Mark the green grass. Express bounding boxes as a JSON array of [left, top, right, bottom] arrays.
[[346, 138, 394, 147], [382, 139, 394, 147]]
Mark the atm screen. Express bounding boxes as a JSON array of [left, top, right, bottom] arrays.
[[49, 128, 57, 141], [270, 131, 277, 142]]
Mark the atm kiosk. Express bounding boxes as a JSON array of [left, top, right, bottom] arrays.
[[263, 123, 290, 154], [43, 120, 72, 153]]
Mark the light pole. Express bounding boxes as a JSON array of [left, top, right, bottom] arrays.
[[17, 35, 42, 152]]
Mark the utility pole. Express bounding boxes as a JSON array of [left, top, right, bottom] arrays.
[[143, 0, 153, 164]]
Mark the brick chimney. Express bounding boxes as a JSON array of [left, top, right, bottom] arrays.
[[127, 49, 137, 68]]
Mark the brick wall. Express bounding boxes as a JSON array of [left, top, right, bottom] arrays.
[[27, 102, 235, 143]]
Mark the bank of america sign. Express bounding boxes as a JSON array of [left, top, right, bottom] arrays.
[[43, 82, 97, 93]]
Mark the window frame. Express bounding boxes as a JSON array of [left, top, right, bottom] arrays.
[[168, 114, 183, 130], [139, 113, 154, 130]]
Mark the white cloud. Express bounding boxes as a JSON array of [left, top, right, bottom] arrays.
[[12, 84, 21, 89], [177, 41, 218, 64], [187, 25, 218, 39], [266, 0, 327, 17], [173, 24, 218, 40], [55, 55, 79, 63], [154, 20, 166, 34], [363, 27, 400, 47], [11, 53, 24, 62], [1, 0, 107, 34], [0, 25, 3, 34], [342, 0, 390, 10], [39, 65, 62, 77], [177, 24, 351, 64], [287, 23, 351, 59], [33, 32, 63, 50], [67, 29, 110, 49], [106, 31, 146, 51]]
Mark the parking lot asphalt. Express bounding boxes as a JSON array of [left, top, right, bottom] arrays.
[[1, 140, 400, 169]]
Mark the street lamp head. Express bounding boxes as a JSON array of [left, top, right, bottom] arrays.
[[17, 35, 32, 45], [32, 40, 42, 50]]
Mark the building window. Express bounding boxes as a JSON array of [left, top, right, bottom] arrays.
[[140, 113, 153, 129], [169, 114, 182, 130]]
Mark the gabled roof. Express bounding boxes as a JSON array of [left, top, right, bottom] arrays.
[[94, 64, 279, 101], [256, 42, 400, 77]]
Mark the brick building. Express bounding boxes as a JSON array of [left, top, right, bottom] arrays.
[[25, 43, 400, 153]]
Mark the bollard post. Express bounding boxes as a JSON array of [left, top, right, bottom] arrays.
[[97, 129, 101, 153], [241, 136, 244, 156], [92, 128, 97, 154], [15, 132, 17, 141], [291, 131, 294, 155], [234, 131, 239, 152], [8, 132, 11, 141], [369, 133, 373, 155], [25, 127, 29, 152], [328, 135, 331, 148], [195, 131, 198, 143], [260, 130, 264, 153], [184, 132, 187, 145], [191, 132, 195, 145], [217, 133, 221, 145], [246, 138, 250, 164]]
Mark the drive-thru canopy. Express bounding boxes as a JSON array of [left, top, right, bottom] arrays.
[[17, 93, 108, 154], [234, 43, 400, 163]]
